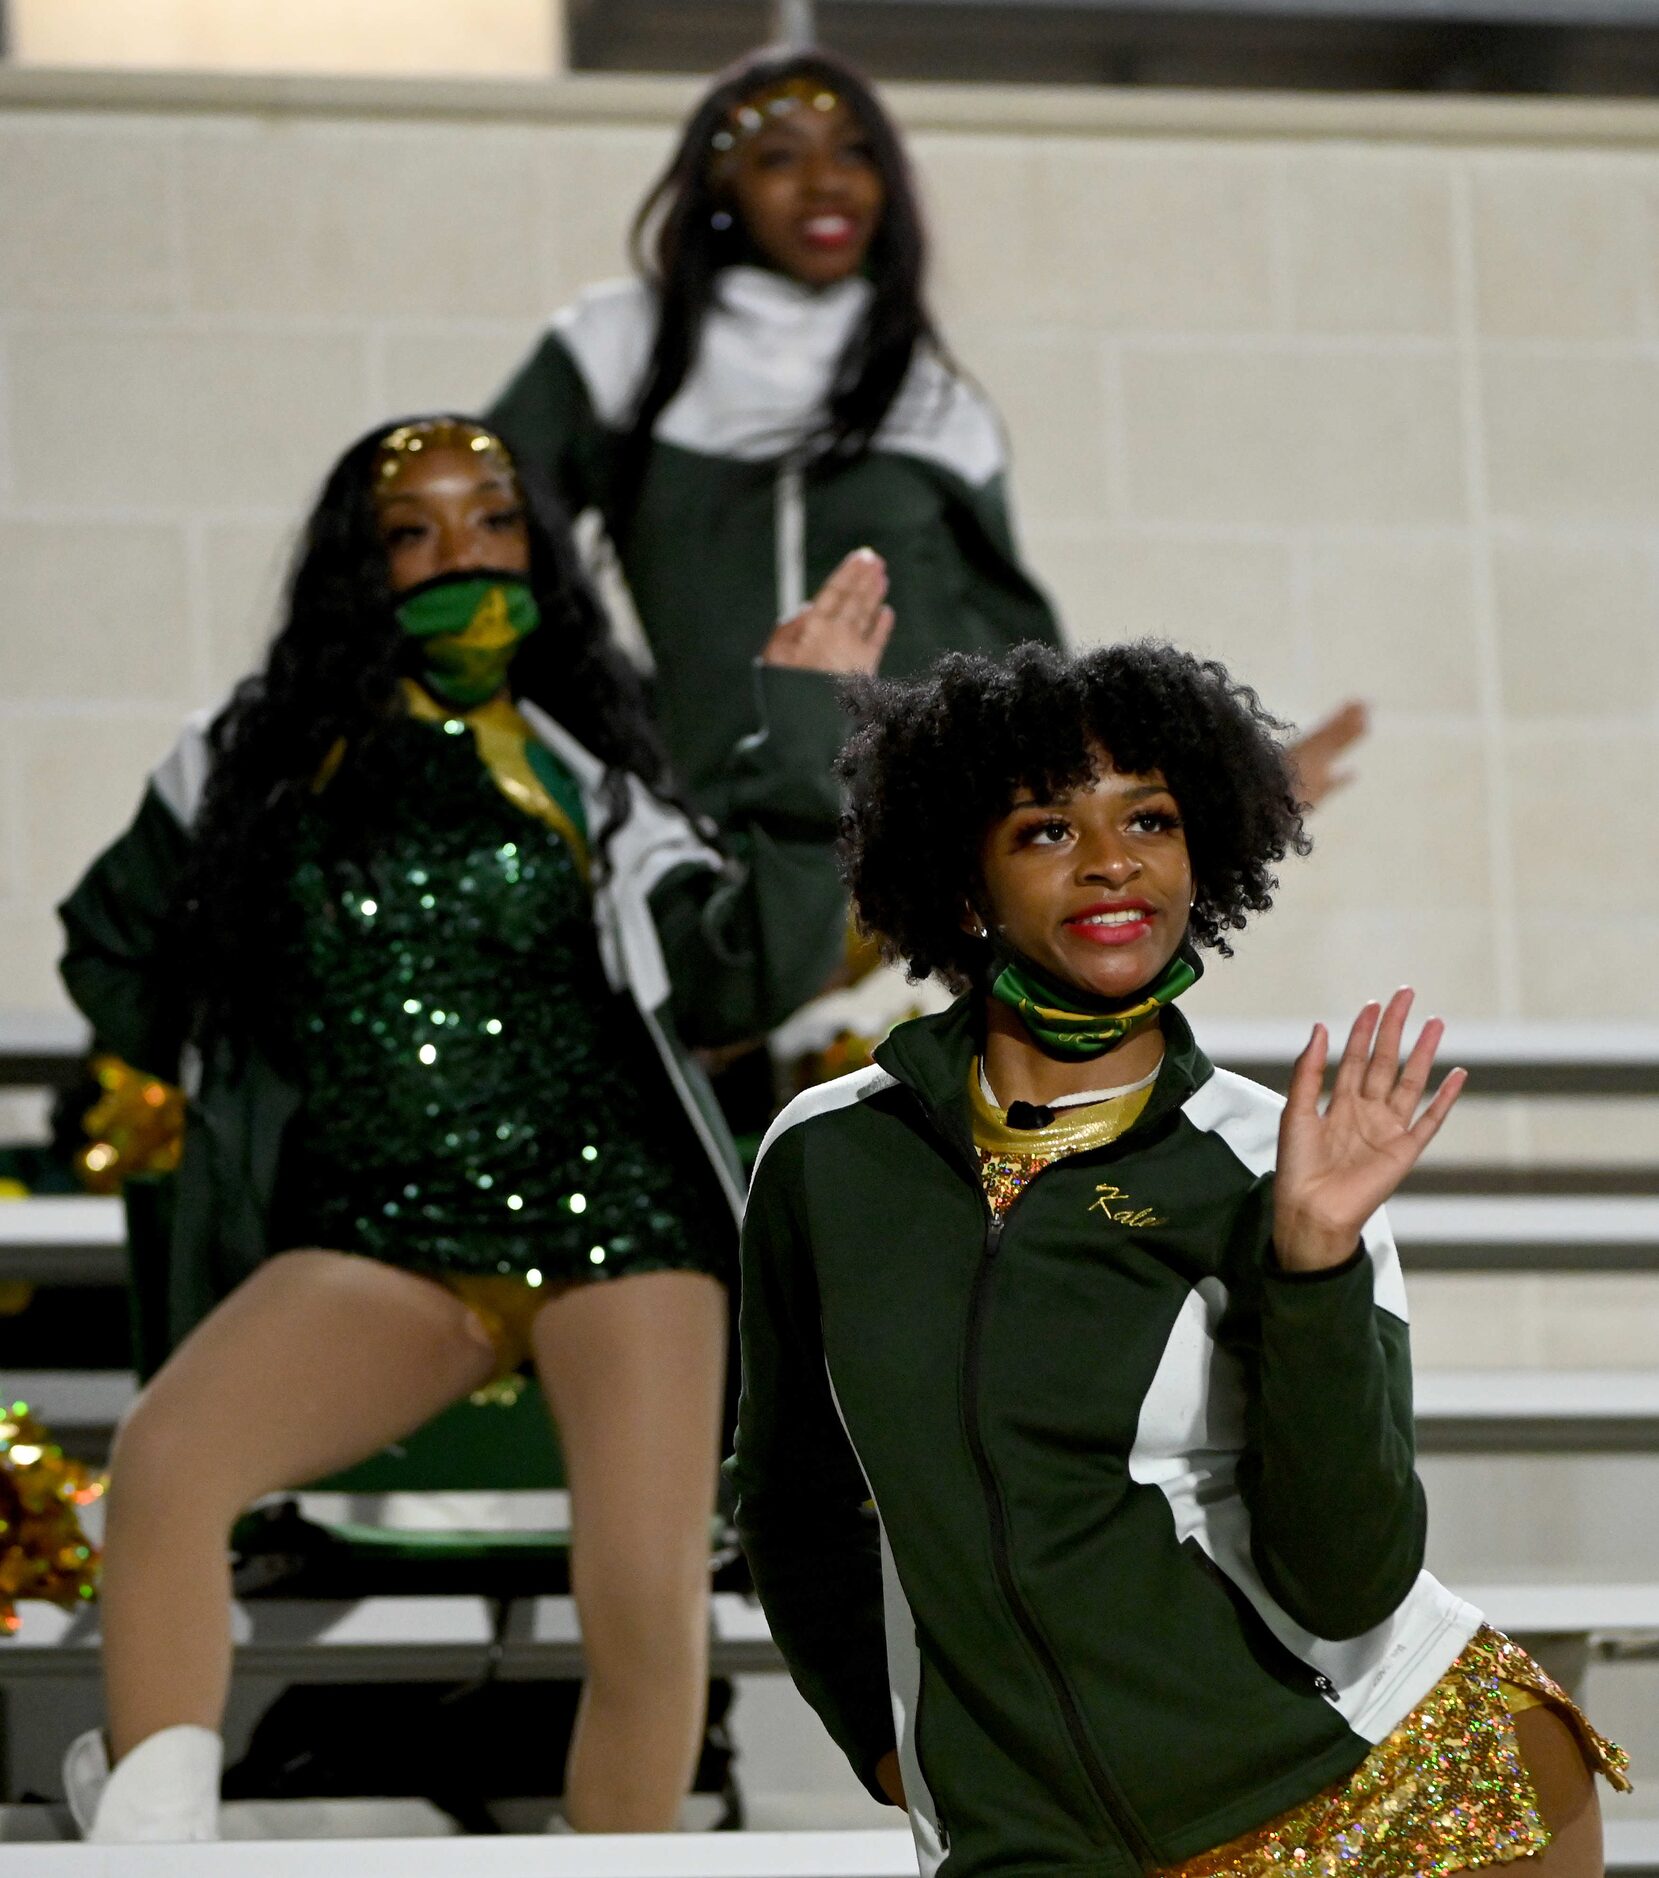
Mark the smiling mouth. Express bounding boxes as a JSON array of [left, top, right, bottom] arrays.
[[1065, 906, 1156, 947], [800, 214, 858, 249]]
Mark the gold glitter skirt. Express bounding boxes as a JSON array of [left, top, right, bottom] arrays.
[[1158, 1627, 1630, 1878]]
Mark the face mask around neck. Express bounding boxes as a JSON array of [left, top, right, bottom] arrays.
[[986, 939, 1201, 1060]]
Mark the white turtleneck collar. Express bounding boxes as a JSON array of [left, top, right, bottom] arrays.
[[551, 269, 1004, 486], [715, 262, 874, 328]]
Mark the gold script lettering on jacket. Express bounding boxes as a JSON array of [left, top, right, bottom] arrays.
[[1089, 1184, 1167, 1228]]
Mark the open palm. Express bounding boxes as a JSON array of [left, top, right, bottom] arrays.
[[1285, 698, 1368, 809], [1274, 988, 1466, 1273], [761, 547, 894, 678]]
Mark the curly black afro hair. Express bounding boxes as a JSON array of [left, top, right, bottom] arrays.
[[837, 640, 1310, 990]]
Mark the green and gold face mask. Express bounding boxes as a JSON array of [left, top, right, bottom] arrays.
[[394, 570, 541, 710], [987, 941, 1201, 1060]]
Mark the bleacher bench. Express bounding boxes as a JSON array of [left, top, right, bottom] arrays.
[[0, 1827, 923, 1875], [10, 1013, 1659, 1099], [0, 1822, 1649, 1877], [15, 1365, 1659, 1455], [0, 1196, 124, 1286], [2, 1591, 783, 1685], [0, 1010, 87, 1092], [1201, 1019, 1659, 1098], [6, 1193, 1659, 1289]]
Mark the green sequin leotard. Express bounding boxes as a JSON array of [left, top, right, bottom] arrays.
[[276, 711, 731, 1284]]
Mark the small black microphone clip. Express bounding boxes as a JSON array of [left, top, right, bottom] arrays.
[[1004, 1100, 1055, 1131]]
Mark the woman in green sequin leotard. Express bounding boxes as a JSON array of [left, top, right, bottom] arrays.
[[57, 416, 894, 1844], [278, 700, 735, 1290]]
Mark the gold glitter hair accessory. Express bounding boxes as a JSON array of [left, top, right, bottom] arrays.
[[375, 420, 516, 489], [710, 75, 843, 163]]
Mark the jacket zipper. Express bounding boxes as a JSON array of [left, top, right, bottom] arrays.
[[774, 455, 806, 621], [960, 1191, 1159, 1868]]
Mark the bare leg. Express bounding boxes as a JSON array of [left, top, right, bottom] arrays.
[[1511, 1704, 1605, 1878], [100, 1249, 497, 1760], [530, 1269, 727, 1832]]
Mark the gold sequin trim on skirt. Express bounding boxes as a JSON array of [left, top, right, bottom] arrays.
[[1156, 1626, 1630, 1878]]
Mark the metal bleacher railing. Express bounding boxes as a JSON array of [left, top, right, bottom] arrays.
[[3, 1009, 1658, 1862]]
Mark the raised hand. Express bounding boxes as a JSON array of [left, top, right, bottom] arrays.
[[761, 547, 895, 678], [1274, 988, 1466, 1274], [1286, 699, 1369, 809]]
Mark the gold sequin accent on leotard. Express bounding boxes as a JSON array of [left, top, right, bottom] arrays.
[[1156, 1627, 1629, 1878], [401, 679, 589, 878], [968, 1057, 1154, 1215]]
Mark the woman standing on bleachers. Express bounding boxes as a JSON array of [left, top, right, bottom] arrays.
[[486, 44, 1055, 820], [54, 415, 891, 1842], [486, 43, 1366, 819], [730, 640, 1630, 1878]]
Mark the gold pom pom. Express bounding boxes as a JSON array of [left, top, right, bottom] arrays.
[[76, 1054, 186, 1193], [0, 1405, 104, 1636]]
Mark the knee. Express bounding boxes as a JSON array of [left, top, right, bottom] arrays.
[[576, 1551, 711, 1679], [106, 1391, 244, 1532]]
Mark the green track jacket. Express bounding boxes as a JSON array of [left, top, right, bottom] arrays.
[[58, 665, 851, 1370], [486, 268, 1060, 812], [729, 996, 1481, 1878]]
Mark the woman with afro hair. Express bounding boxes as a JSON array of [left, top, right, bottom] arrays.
[[728, 640, 1627, 1878]]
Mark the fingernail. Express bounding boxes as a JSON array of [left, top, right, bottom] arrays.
[[854, 546, 878, 562]]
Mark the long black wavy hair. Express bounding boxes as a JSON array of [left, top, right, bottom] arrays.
[[615, 44, 943, 533], [177, 415, 673, 1049], [839, 641, 1311, 991]]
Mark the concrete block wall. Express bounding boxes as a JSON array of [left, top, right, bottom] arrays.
[[3, 75, 1655, 1056]]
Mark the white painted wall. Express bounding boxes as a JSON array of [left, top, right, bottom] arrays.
[[8, 1, 564, 76]]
